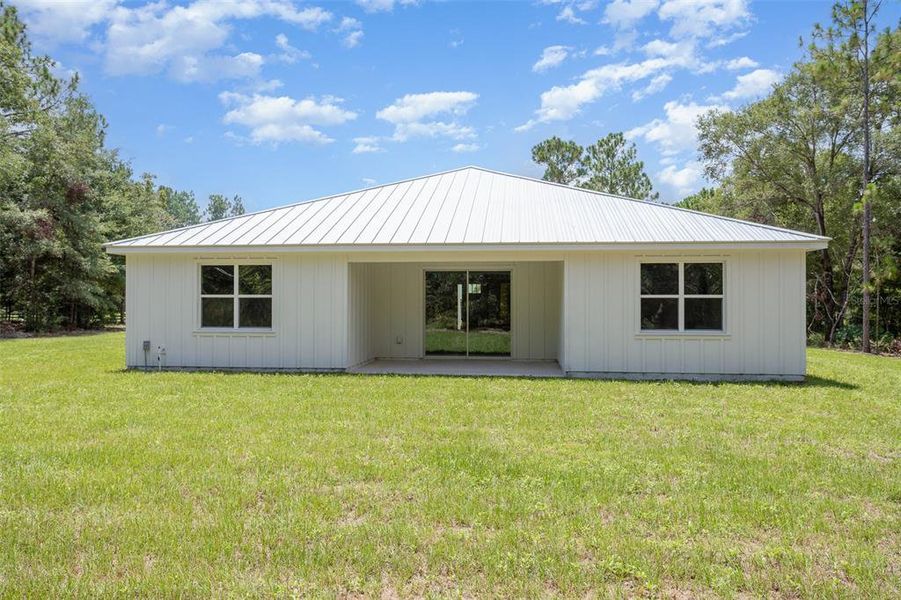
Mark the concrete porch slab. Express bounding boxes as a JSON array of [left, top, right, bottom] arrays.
[[349, 358, 564, 378]]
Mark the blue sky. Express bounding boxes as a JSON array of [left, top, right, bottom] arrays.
[[15, 0, 900, 211]]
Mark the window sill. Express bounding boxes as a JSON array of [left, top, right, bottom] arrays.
[[193, 329, 276, 337], [635, 331, 730, 339]]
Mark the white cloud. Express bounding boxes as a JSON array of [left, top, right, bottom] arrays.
[[355, 0, 419, 12], [451, 143, 480, 153], [603, 0, 658, 28], [557, 6, 586, 24], [631, 73, 672, 101], [343, 30, 364, 48], [275, 33, 311, 64], [219, 92, 357, 144], [15, 0, 118, 45], [167, 52, 265, 83], [391, 122, 475, 142], [658, 161, 705, 197], [352, 136, 383, 153], [156, 124, 172, 136], [362, 177, 378, 186], [724, 56, 758, 70], [376, 91, 479, 143], [335, 17, 364, 48], [593, 45, 611, 56], [103, 1, 332, 80], [658, 0, 750, 40], [253, 79, 285, 93], [377, 92, 478, 124], [517, 44, 705, 130], [338, 16, 363, 30], [627, 100, 727, 155], [714, 68, 780, 100], [533, 46, 570, 73]]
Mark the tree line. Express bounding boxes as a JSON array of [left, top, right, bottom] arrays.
[[3, 1, 898, 351], [0, 4, 245, 331], [532, 0, 899, 352]]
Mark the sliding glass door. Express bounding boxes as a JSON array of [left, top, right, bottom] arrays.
[[424, 271, 467, 356], [424, 270, 511, 357]]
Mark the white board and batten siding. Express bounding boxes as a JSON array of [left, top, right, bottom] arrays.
[[347, 261, 562, 366], [561, 249, 807, 379], [125, 253, 349, 370]]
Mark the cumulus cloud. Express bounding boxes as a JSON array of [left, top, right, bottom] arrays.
[[658, 0, 751, 40], [451, 143, 480, 153], [631, 73, 672, 101], [626, 100, 727, 155], [657, 161, 705, 197], [376, 91, 479, 143], [724, 56, 758, 70], [14, 0, 118, 44], [335, 17, 364, 48], [28, 0, 332, 81], [352, 136, 383, 153], [274, 33, 311, 64], [355, 0, 419, 12], [533, 46, 570, 73], [391, 121, 476, 142], [517, 40, 707, 130], [556, 6, 586, 24], [377, 91, 477, 124], [219, 92, 357, 144], [603, 0, 659, 29], [714, 68, 780, 100]]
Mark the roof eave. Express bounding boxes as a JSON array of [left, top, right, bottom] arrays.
[[104, 240, 829, 256]]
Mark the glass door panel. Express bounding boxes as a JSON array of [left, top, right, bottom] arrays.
[[425, 271, 467, 356], [467, 271, 511, 357]]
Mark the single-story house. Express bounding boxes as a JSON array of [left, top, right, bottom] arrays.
[[104, 166, 828, 380]]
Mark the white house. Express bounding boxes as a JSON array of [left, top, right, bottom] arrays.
[[104, 166, 828, 380]]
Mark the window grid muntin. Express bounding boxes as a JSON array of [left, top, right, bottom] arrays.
[[639, 261, 724, 333], [200, 264, 272, 329]]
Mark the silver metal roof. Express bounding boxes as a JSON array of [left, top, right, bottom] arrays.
[[105, 166, 828, 252]]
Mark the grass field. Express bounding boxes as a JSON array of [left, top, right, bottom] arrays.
[[1, 333, 898, 597]]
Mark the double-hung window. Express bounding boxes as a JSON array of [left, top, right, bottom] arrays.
[[200, 264, 272, 329], [640, 261, 723, 332]]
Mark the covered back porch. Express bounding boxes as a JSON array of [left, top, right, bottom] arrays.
[[347, 257, 563, 376]]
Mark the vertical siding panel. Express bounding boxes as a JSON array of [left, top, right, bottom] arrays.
[[532, 263, 546, 359], [684, 338, 701, 372], [300, 258, 315, 367], [514, 264, 528, 359], [645, 338, 662, 372], [625, 255, 643, 372], [546, 262, 562, 360], [568, 255, 587, 371]]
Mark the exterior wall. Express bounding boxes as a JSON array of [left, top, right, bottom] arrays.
[[561, 249, 807, 378], [124, 248, 808, 378], [346, 261, 563, 363], [125, 253, 348, 370]]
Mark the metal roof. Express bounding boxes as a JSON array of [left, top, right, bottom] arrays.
[[105, 166, 828, 252]]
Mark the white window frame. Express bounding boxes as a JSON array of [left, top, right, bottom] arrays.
[[198, 262, 273, 332], [638, 260, 725, 334]]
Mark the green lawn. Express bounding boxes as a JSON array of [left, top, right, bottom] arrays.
[[0, 334, 898, 597]]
